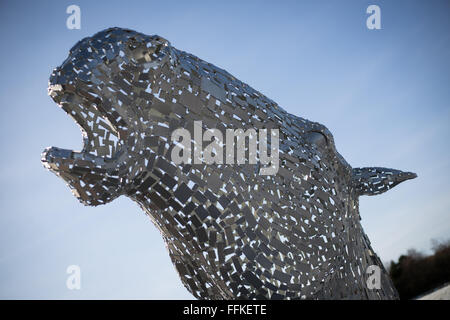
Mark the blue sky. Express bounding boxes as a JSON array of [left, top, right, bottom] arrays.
[[0, 0, 449, 299]]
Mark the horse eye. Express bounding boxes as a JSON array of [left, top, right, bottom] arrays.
[[307, 131, 328, 147]]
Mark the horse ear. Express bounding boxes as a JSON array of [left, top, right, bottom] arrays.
[[352, 167, 417, 196]]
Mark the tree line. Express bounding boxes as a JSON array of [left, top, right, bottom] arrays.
[[388, 239, 450, 299]]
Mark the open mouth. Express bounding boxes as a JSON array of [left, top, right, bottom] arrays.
[[42, 83, 122, 165], [41, 83, 123, 204]]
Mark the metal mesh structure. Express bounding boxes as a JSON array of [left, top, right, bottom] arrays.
[[42, 28, 416, 299]]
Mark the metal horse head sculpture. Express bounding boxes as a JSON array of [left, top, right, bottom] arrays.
[[42, 28, 416, 299]]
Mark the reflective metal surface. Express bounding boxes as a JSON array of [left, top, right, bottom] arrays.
[[42, 28, 416, 299]]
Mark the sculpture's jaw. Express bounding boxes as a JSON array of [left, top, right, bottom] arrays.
[[41, 83, 124, 206]]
